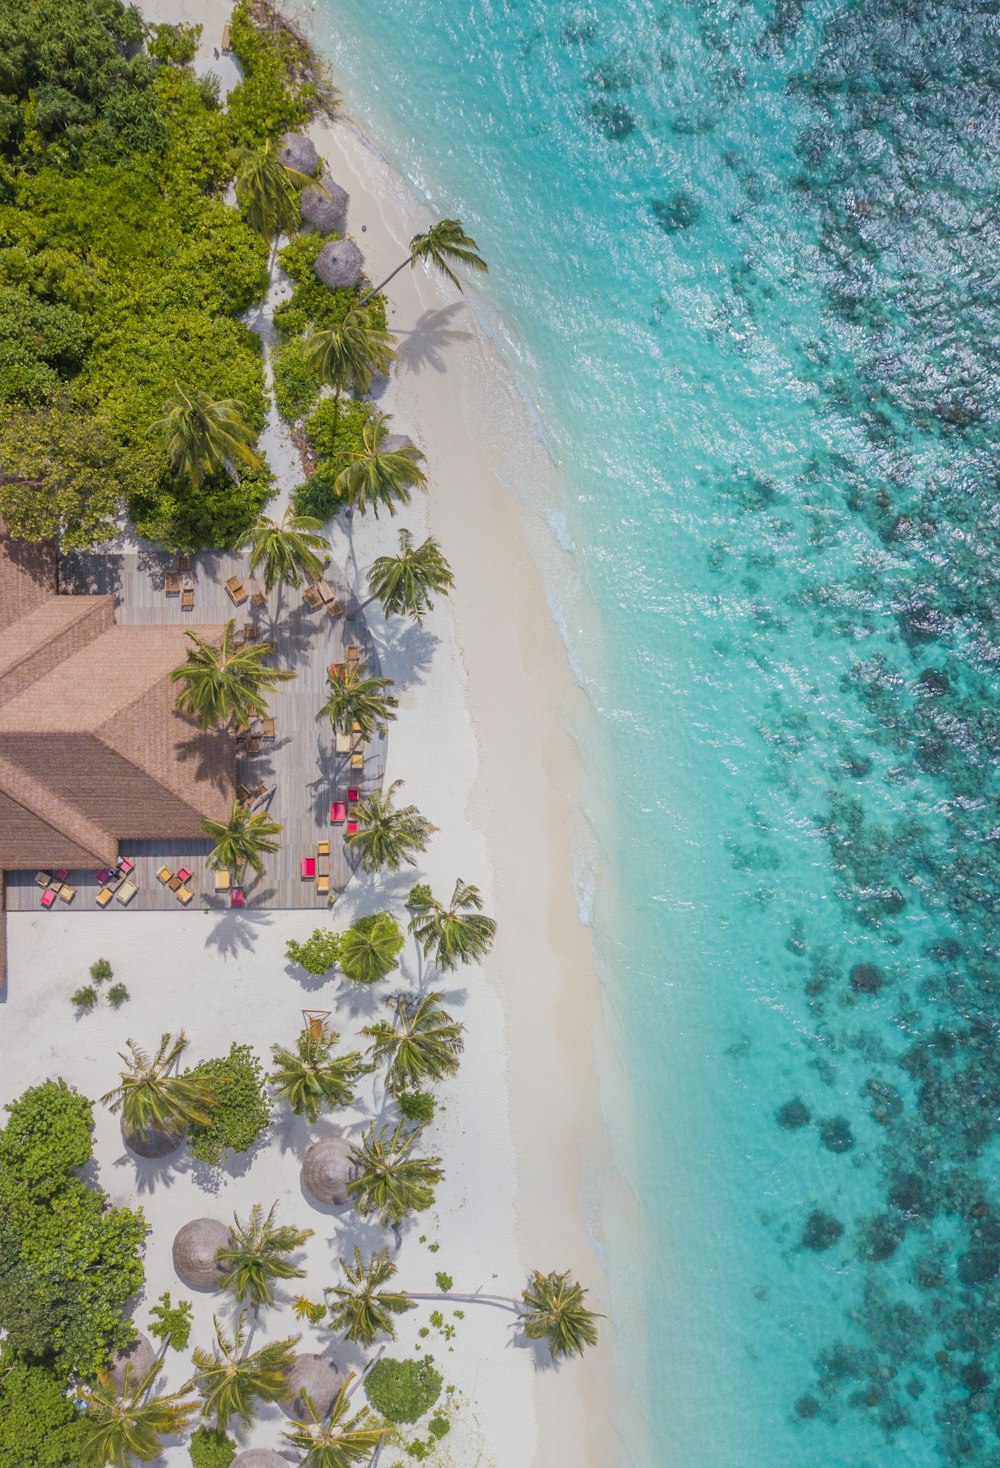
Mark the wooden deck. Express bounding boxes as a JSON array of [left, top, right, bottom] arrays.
[[4, 546, 387, 918]]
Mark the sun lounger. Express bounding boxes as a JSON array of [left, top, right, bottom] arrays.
[[316, 580, 335, 604], [181, 589, 194, 610], [221, 22, 231, 49], [177, 885, 193, 905], [54, 868, 68, 881], [41, 888, 56, 908], [317, 874, 330, 895], [96, 887, 113, 907], [177, 867, 192, 883], [346, 821, 358, 835], [303, 585, 323, 609], [230, 888, 245, 908], [117, 857, 134, 875], [34, 870, 51, 888], [317, 840, 330, 856], [165, 572, 181, 595], [237, 783, 253, 804], [58, 884, 76, 903], [325, 601, 343, 619], [335, 732, 352, 754], [116, 880, 137, 905], [331, 801, 347, 823], [347, 787, 359, 802], [246, 737, 262, 754], [214, 870, 231, 892], [225, 576, 248, 605], [244, 621, 257, 640], [301, 857, 316, 879], [350, 752, 365, 770], [157, 866, 173, 884], [250, 585, 266, 607]]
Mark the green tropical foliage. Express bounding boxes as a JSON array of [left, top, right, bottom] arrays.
[[347, 1123, 444, 1228], [285, 928, 341, 975], [233, 138, 309, 247], [333, 411, 426, 518], [406, 879, 497, 969], [282, 1373, 387, 1467], [303, 309, 397, 412], [364, 992, 464, 1095], [361, 218, 488, 303], [156, 387, 261, 491], [171, 621, 296, 730], [203, 803, 284, 885], [101, 1032, 218, 1139], [185, 1044, 272, 1167], [338, 912, 405, 986], [345, 782, 436, 873], [188, 1425, 238, 1468], [217, 1203, 313, 1311], [189, 1313, 298, 1431], [362, 1355, 442, 1424], [83, 1364, 197, 1467], [319, 661, 398, 740], [520, 1270, 600, 1359], [0, 1348, 91, 1468], [269, 1022, 366, 1122], [239, 508, 329, 591], [148, 1292, 193, 1352], [325, 1247, 415, 1347], [365, 529, 454, 621]]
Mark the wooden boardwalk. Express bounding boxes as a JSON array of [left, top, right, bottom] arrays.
[[4, 545, 387, 919]]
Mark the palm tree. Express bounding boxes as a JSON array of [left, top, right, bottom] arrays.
[[407, 879, 497, 969], [83, 1362, 198, 1466], [189, 1313, 298, 1431], [333, 412, 427, 519], [155, 386, 261, 490], [233, 138, 312, 256], [519, 1270, 601, 1358], [364, 529, 454, 621], [360, 218, 487, 304], [217, 1203, 313, 1312], [338, 912, 405, 986], [171, 621, 296, 730], [283, 1374, 386, 1467], [101, 1032, 218, 1140], [240, 509, 330, 592], [318, 661, 398, 740], [364, 992, 463, 1096], [269, 1022, 366, 1122], [303, 308, 397, 438], [344, 781, 436, 873], [347, 1123, 443, 1228], [203, 802, 283, 887], [325, 1247, 415, 1347]]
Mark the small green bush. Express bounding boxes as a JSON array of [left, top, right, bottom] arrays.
[[428, 1413, 450, 1440], [107, 983, 129, 1008], [364, 1355, 443, 1424], [149, 1291, 193, 1351], [286, 928, 341, 975], [0, 1080, 93, 1196], [0, 1350, 91, 1467], [272, 335, 322, 423], [185, 1043, 271, 1166], [148, 22, 201, 65], [188, 1425, 237, 1468], [89, 958, 113, 983], [433, 1271, 453, 1293], [71, 985, 98, 1011], [398, 1091, 435, 1125]]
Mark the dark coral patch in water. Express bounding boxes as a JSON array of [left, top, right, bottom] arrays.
[[651, 190, 702, 233], [778, 1097, 811, 1129], [819, 1115, 854, 1152], [850, 963, 884, 993], [588, 100, 636, 139], [802, 1210, 844, 1251], [795, 1394, 820, 1418]]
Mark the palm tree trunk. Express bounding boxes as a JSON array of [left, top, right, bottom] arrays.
[[358, 256, 412, 307], [346, 506, 359, 583], [406, 1291, 519, 1313]]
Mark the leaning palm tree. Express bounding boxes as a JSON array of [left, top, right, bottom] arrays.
[[347, 1122, 444, 1228], [283, 1373, 386, 1467], [333, 412, 427, 519], [84, 1362, 198, 1466], [519, 1270, 601, 1358], [364, 992, 464, 1096], [155, 386, 261, 490], [406, 879, 497, 969], [360, 218, 487, 304], [344, 780, 435, 874], [325, 1247, 415, 1347], [233, 138, 312, 257], [364, 529, 454, 621], [189, 1313, 298, 1432], [269, 1022, 367, 1122], [319, 661, 398, 740], [101, 1032, 217, 1139], [304, 308, 397, 437], [338, 912, 404, 986], [239, 509, 330, 592], [217, 1203, 314, 1312], [203, 802, 283, 887], [171, 621, 296, 730]]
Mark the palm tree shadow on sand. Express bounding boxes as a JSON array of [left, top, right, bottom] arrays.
[[394, 304, 472, 375]]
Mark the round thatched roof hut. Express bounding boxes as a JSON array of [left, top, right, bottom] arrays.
[[302, 1135, 356, 1207], [107, 1332, 155, 1392], [300, 174, 349, 235], [172, 1217, 230, 1290], [120, 1114, 184, 1159], [278, 131, 318, 176], [280, 1353, 346, 1419], [232, 1453, 289, 1468], [313, 238, 364, 291]]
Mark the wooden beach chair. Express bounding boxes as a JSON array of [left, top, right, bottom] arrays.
[[96, 887, 113, 907], [181, 588, 194, 611], [176, 885, 193, 905], [156, 866, 173, 884], [316, 874, 330, 896], [214, 870, 231, 892], [116, 880, 137, 905], [225, 575, 248, 605], [302, 585, 323, 609], [165, 572, 181, 595]]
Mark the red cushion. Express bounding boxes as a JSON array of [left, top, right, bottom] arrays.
[[347, 788, 359, 802], [301, 858, 316, 877], [231, 889, 245, 907], [177, 867, 191, 882], [331, 802, 347, 822], [346, 822, 358, 835], [41, 889, 55, 907]]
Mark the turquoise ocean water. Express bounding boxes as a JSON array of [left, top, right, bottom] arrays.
[[307, 1, 1000, 1463]]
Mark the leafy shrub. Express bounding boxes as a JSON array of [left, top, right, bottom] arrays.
[[0, 1350, 90, 1467], [148, 22, 201, 65], [272, 334, 322, 423], [364, 1355, 443, 1424], [90, 958, 113, 983], [0, 1080, 92, 1198], [286, 927, 341, 975], [189, 1425, 237, 1468], [107, 984, 129, 1008], [227, 0, 315, 148], [398, 1091, 435, 1125], [71, 985, 98, 1011], [339, 912, 405, 985], [130, 461, 273, 555], [433, 1272, 453, 1293], [428, 1413, 450, 1439], [185, 1044, 271, 1165], [291, 397, 375, 520], [149, 1291, 193, 1351]]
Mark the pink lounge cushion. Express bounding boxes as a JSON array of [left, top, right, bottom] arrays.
[[41, 889, 55, 908], [177, 867, 192, 882], [331, 801, 347, 823], [301, 858, 316, 878], [118, 857, 135, 874], [346, 821, 358, 835], [347, 787, 359, 802], [231, 888, 245, 908]]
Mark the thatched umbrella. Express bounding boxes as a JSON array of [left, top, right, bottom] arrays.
[[120, 1114, 184, 1159], [172, 1217, 230, 1290], [106, 1332, 155, 1391], [301, 174, 349, 235], [232, 1453, 289, 1468], [280, 1353, 346, 1419], [278, 131, 318, 176], [301, 1135, 356, 1207], [313, 239, 363, 291]]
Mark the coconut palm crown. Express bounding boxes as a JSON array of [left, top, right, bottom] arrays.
[[189, 1312, 299, 1431], [171, 621, 296, 730], [333, 412, 427, 519], [233, 137, 312, 247], [344, 780, 435, 874], [365, 529, 454, 622], [101, 1032, 217, 1139], [338, 912, 405, 986], [325, 1246, 415, 1347], [155, 386, 260, 490], [83, 1361, 198, 1467], [283, 1373, 386, 1468], [406, 879, 497, 969], [319, 661, 398, 740], [363, 992, 463, 1096], [269, 1022, 367, 1122], [203, 802, 283, 886], [360, 217, 487, 303], [240, 509, 330, 592], [304, 309, 397, 407], [347, 1122, 444, 1228], [520, 1270, 600, 1359], [217, 1202, 313, 1311]]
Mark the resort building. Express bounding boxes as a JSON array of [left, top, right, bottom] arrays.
[[0, 529, 235, 980]]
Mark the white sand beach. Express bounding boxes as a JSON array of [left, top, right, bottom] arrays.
[[2, 5, 641, 1464]]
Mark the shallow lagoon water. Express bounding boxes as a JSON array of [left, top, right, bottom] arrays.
[[310, 1, 1000, 1462]]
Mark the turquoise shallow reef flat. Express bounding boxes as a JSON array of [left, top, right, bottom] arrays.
[[310, 0, 1000, 1462]]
